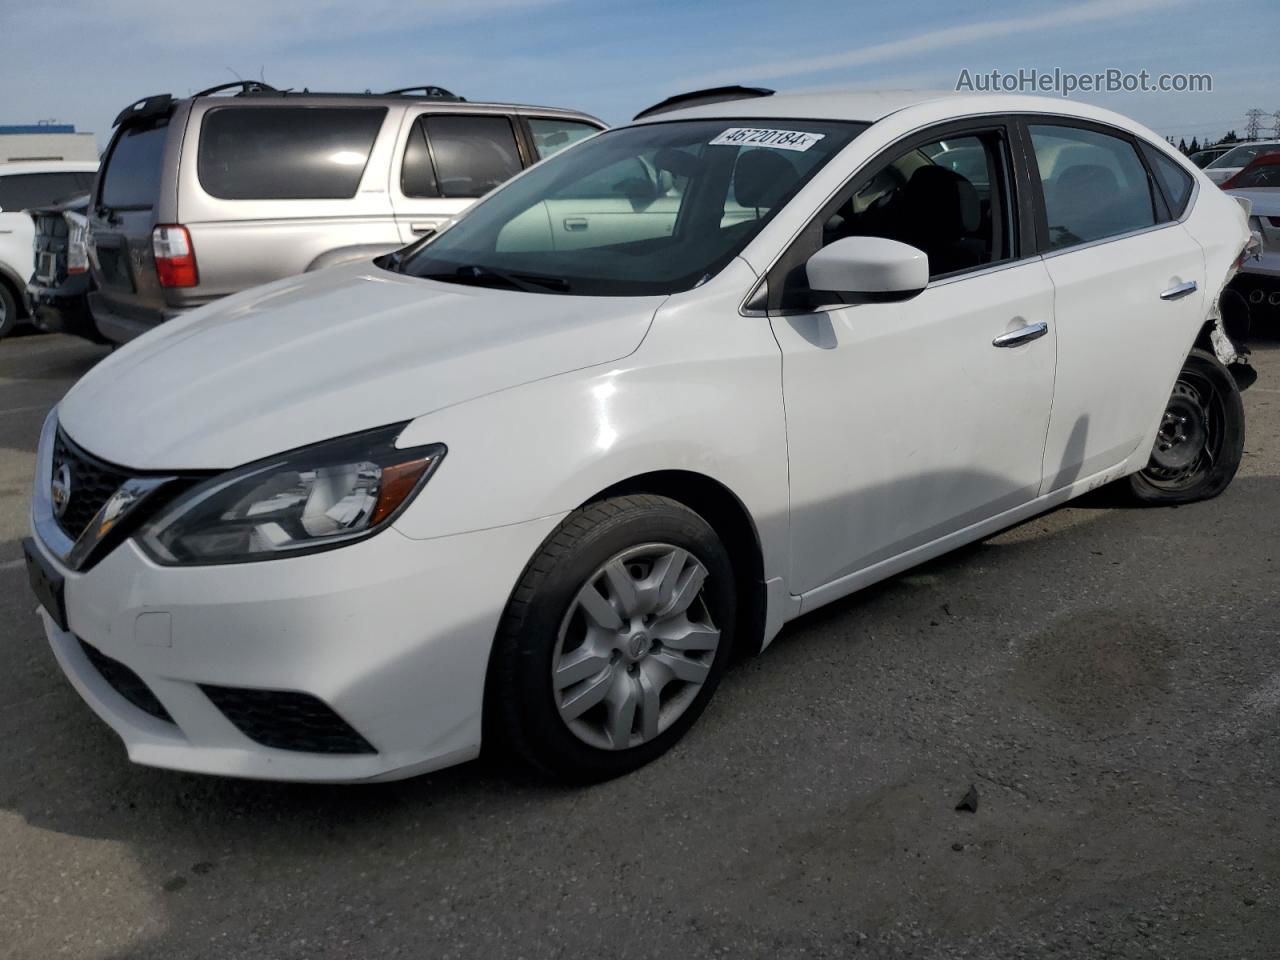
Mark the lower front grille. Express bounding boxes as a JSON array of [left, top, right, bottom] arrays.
[[77, 639, 174, 723], [200, 685, 376, 755]]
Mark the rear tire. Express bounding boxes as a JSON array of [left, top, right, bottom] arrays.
[[1127, 348, 1244, 504], [0, 283, 19, 339], [488, 494, 736, 782]]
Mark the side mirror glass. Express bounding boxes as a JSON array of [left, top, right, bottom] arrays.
[[805, 236, 929, 302]]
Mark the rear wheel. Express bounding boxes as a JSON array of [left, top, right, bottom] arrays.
[[488, 495, 735, 782], [0, 283, 19, 338], [1128, 348, 1244, 504]]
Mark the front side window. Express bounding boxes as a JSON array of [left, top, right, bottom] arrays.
[[817, 131, 1011, 278], [393, 119, 866, 296], [0, 172, 94, 211], [528, 118, 601, 160], [1029, 124, 1156, 250], [422, 115, 522, 198], [198, 106, 386, 200]]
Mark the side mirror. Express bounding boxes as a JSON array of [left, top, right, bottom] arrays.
[[805, 236, 929, 302]]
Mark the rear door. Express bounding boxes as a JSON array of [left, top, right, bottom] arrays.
[[391, 112, 525, 244], [88, 112, 173, 328], [1020, 119, 1208, 491]]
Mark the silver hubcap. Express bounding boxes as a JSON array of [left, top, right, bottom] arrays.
[[552, 543, 720, 751]]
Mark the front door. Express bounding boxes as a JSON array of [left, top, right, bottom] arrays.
[[769, 122, 1057, 595]]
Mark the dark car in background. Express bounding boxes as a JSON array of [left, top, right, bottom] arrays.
[[25, 193, 108, 344]]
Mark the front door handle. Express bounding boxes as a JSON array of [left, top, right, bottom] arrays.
[[410, 223, 438, 237], [563, 217, 589, 232], [1160, 280, 1197, 301], [992, 321, 1049, 348]]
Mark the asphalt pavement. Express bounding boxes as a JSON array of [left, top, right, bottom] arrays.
[[1, 329, 1277, 960]]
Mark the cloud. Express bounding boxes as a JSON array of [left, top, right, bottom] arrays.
[[680, 0, 1193, 88]]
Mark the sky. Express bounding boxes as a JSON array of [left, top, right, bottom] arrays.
[[2, 0, 1277, 151]]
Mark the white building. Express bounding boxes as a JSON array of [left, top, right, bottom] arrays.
[[0, 125, 98, 163]]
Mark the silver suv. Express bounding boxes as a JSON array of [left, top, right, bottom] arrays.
[[87, 82, 604, 343]]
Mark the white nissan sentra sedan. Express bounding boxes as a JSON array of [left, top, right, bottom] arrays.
[[26, 89, 1255, 784]]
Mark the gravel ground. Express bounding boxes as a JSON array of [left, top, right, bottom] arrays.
[[1, 329, 1277, 960]]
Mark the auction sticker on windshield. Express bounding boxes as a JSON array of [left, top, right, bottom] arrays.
[[709, 128, 826, 152]]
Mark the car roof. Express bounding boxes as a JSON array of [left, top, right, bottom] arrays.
[[628, 88, 1168, 139], [0, 160, 99, 175]]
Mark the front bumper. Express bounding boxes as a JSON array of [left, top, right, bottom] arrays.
[[28, 511, 560, 782]]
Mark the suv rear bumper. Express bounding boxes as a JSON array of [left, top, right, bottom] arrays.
[[88, 292, 184, 343]]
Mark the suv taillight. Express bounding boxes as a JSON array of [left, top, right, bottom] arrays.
[[152, 224, 198, 288], [65, 211, 89, 275]]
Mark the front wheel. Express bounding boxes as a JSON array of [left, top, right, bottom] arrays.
[[1128, 348, 1245, 504], [488, 495, 736, 782]]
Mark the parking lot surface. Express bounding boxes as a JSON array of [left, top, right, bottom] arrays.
[[1, 331, 1277, 960]]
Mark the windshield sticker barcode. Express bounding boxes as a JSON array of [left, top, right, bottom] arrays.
[[709, 128, 826, 152]]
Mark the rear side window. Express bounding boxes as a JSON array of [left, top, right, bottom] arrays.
[[198, 107, 386, 200], [423, 115, 522, 198], [1141, 143, 1195, 219], [0, 172, 94, 211], [1029, 124, 1156, 250], [101, 121, 168, 208], [528, 118, 600, 160]]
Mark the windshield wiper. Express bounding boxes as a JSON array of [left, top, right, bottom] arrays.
[[425, 264, 571, 294]]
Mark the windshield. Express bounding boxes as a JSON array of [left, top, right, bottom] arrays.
[[1208, 143, 1280, 169], [392, 118, 867, 296]]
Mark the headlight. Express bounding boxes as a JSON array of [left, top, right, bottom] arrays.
[[138, 424, 445, 565]]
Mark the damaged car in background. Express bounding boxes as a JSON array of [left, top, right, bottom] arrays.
[[25, 89, 1256, 786]]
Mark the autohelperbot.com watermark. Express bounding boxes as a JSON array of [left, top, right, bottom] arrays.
[[956, 68, 1212, 96]]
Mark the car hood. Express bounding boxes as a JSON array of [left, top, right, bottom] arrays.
[[58, 263, 663, 469], [1226, 187, 1280, 216]]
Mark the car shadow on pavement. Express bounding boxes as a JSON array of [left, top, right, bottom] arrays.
[[3, 466, 1278, 960]]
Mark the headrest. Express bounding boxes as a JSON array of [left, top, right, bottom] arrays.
[[733, 149, 796, 209], [902, 166, 981, 234]]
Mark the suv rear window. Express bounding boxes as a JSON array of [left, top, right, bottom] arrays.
[[198, 106, 386, 200], [101, 121, 168, 208], [0, 172, 95, 211]]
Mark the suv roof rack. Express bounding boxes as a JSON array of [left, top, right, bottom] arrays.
[[192, 81, 281, 98], [382, 86, 465, 101], [633, 85, 775, 121]]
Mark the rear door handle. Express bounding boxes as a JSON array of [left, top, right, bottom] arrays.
[[410, 223, 438, 237], [563, 217, 588, 232], [1160, 280, 1197, 301], [992, 321, 1049, 348]]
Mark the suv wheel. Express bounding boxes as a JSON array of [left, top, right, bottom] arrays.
[[0, 283, 19, 338], [488, 495, 736, 782]]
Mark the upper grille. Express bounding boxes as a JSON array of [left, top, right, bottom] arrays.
[[52, 429, 132, 542]]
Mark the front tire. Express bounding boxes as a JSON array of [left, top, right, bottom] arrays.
[[1128, 348, 1244, 504], [488, 495, 736, 782]]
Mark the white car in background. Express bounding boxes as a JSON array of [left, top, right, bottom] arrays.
[[26, 89, 1253, 785], [1204, 141, 1280, 185], [0, 160, 98, 336]]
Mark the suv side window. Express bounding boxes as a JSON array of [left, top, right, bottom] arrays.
[[1139, 142, 1195, 220], [818, 131, 1012, 279], [198, 106, 386, 201], [0, 172, 94, 211], [1028, 124, 1156, 249], [528, 118, 600, 160], [422, 115, 522, 199]]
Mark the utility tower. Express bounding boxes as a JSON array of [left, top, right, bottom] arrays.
[[1244, 108, 1267, 140]]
